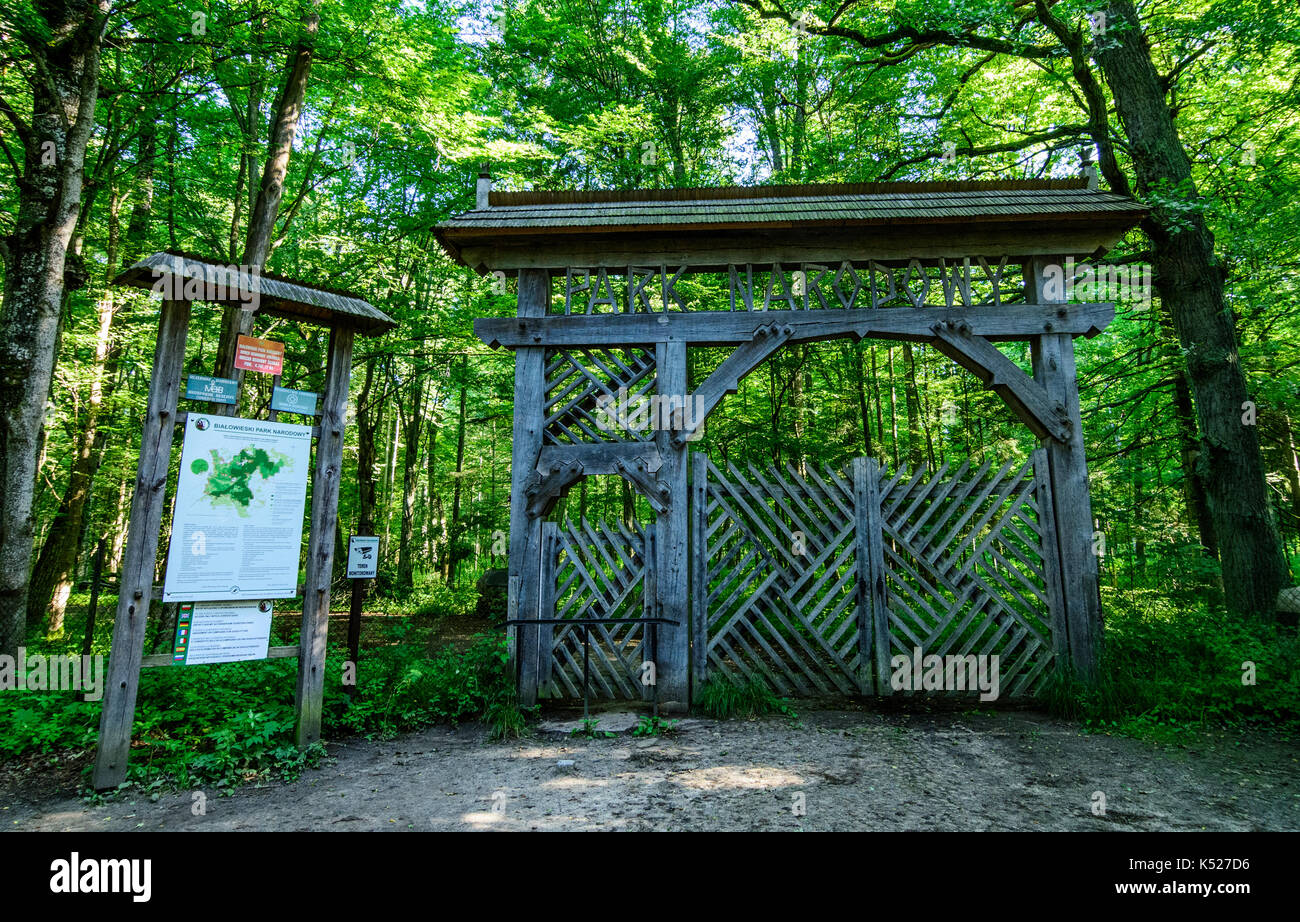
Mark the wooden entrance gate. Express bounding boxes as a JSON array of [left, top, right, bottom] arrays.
[[454, 178, 1150, 704], [692, 450, 1063, 698], [537, 518, 656, 699], [692, 456, 865, 695]]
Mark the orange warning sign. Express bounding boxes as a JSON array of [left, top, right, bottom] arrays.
[[234, 335, 284, 374]]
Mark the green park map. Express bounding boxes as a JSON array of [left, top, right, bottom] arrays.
[[190, 446, 291, 513]]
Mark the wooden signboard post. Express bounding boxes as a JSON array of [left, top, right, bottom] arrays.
[[92, 252, 394, 789]]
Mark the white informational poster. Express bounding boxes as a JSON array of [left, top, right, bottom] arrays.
[[172, 600, 273, 665], [163, 415, 312, 601]]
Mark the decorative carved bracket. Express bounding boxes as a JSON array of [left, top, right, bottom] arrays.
[[928, 320, 1071, 443], [523, 458, 583, 518], [524, 442, 669, 516]]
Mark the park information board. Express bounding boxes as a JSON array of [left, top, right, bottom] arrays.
[[171, 600, 274, 665], [162, 415, 312, 601]]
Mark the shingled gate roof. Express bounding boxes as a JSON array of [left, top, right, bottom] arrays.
[[114, 251, 397, 337], [434, 178, 1148, 268]]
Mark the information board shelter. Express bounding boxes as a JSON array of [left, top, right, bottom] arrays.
[[92, 252, 395, 789], [440, 177, 1147, 709]]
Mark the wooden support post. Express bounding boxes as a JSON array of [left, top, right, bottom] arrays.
[[93, 298, 191, 789], [537, 522, 558, 697], [641, 523, 658, 704], [853, 457, 889, 695], [1031, 447, 1069, 662], [269, 372, 281, 421], [689, 452, 709, 695], [509, 269, 549, 705], [345, 577, 364, 699], [294, 324, 355, 747], [654, 339, 690, 709], [1026, 257, 1101, 678]]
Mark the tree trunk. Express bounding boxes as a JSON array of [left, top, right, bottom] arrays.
[[427, 417, 449, 578], [0, 0, 110, 657], [214, 2, 321, 386], [1094, 0, 1289, 615], [901, 343, 924, 468], [355, 361, 379, 538], [27, 191, 121, 631], [1169, 363, 1219, 558], [380, 399, 399, 564], [397, 381, 425, 590], [853, 341, 873, 457], [446, 365, 469, 586], [29, 104, 156, 631]]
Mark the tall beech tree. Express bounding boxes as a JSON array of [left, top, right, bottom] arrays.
[[730, 0, 1293, 615], [0, 0, 111, 657]]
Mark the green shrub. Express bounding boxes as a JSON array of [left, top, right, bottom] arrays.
[[695, 674, 797, 721], [0, 624, 527, 794], [1043, 590, 1300, 739]]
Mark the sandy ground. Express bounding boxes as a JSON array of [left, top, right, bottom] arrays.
[[4, 706, 1297, 831]]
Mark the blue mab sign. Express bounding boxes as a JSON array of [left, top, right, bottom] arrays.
[[184, 375, 238, 405]]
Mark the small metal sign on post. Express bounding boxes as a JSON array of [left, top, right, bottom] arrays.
[[184, 374, 238, 405], [234, 334, 285, 374], [347, 536, 379, 578], [271, 386, 319, 415], [345, 536, 379, 698]]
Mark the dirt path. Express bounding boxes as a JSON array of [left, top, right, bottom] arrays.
[[5, 707, 1297, 831]]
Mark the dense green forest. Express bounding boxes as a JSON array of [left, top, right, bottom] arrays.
[[2, 0, 1299, 659]]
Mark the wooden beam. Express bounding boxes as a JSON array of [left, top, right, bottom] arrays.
[[672, 323, 793, 447], [142, 645, 298, 668], [509, 269, 549, 706], [524, 458, 583, 517], [526, 443, 670, 515], [455, 224, 1134, 273], [294, 324, 354, 747], [536, 441, 661, 476], [475, 303, 1114, 349], [93, 299, 191, 790], [654, 340, 690, 710], [928, 323, 1071, 443]]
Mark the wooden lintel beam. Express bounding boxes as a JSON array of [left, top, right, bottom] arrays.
[[475, 304, 1114, 349], [536, 441, 662, 476], [929, 324, 1071, 443]]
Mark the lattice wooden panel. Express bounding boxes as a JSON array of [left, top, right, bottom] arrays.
[[701, 459, 863, 696], [543, 347, 656, 444], [877, 455, 1056, 696], [541, 519, 653, 700]]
